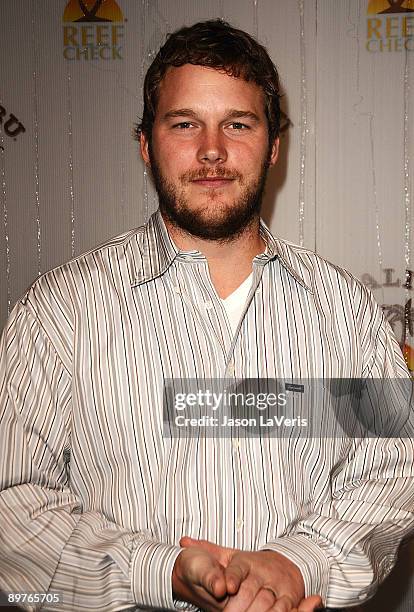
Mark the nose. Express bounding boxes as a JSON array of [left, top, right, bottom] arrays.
[[197, 128, 227, 165]]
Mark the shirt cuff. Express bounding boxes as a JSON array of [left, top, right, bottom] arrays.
[[260, 534, 330, 606], [131, 540, 193, 610]]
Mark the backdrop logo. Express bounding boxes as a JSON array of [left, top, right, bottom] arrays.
[[363, 267, 414, 370], [0, 104, 26, 150], [366, 0, 414, 51], [63, 0, 125, 61]]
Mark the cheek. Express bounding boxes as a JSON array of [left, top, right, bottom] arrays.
[[228, 139, 267, 163], [153, 139, 195, 175]]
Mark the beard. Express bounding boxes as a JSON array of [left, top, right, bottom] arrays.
[[148, 147, 270, 242]]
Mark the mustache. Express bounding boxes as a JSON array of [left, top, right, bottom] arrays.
[[180, 168, 243, 182]]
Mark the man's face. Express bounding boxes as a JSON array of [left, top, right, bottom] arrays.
[[140, 64, 279, 241]]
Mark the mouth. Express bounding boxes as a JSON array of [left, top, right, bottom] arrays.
[[191, 177, 235, 187]]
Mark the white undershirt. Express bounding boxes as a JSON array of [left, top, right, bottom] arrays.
[[220, 271, 253, 335]]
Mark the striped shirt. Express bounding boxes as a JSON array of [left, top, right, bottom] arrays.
[[0, 209, 413, 611]]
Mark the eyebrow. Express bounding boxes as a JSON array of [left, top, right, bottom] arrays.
[[162, 108, 261, 123], [225, 109, 260, 122], [162, 109, 198, 120]]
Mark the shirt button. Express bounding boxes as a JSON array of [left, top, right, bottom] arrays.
[[227, 360, 235, 375], [236, 518, 244, 531], [173, 286, 180, 294], [205, 301, 213, 309], [232, 439, 240, 450]]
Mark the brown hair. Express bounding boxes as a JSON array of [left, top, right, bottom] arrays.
[[135, 19, 281, 145]]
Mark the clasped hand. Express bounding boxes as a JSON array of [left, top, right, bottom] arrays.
[[172, 536, 322, 612]]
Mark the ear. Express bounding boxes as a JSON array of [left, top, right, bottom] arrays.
[[268, 137, 279, 167], [140, 131, 151, 167]]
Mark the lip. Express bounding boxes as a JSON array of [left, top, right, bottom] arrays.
[[191, 178, 234, 187]]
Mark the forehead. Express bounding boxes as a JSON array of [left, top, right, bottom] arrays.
[[155, 64, 266, 118]]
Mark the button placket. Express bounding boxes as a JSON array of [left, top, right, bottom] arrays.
[[227, 359, 235, 376], [232, 438, 240, 451], [173, 263, 231, 357]]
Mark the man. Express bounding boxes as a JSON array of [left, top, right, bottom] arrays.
[[0, 19, 413, 612]]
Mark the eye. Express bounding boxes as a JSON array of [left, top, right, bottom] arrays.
[[173, 122, 194, 129], [229, 122, 249, 130]]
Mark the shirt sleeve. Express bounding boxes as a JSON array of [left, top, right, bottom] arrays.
[[260, 282, 414, 609], [0, 299, 183, 611]]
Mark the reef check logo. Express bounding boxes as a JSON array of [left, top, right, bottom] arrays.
[[366, 0, 414, 51], [63, 0, 125, 61]]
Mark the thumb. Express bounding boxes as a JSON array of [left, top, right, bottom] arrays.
[[179, 536, 199, 548], [180, 537, 232, 566], [298, 594, 323, 612]]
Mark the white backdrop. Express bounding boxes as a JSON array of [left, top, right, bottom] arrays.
[[0, 1, 413, 610]]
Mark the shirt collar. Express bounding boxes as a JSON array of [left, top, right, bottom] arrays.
[[257, 218, 313, 292], [128, 209, 178, 286], [127, 209, 312, 292]]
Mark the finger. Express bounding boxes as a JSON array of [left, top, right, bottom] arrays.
[[192, 585, 229, 612], [224, 559, 250, 595], [223, 575, 262, 611], [244, 587, 276, 612], [297, 595, 323, 612], [180, 536, 199, 548], [201, 564, 227, 600], [272, 594, 295, 612], [180, 536, 221, 548]]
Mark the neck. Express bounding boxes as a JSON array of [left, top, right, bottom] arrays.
[[162, 214, 265, 299]]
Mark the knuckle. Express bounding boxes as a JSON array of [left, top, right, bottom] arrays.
[[242, 581, 259, 600], [261, 589, 275, 605], [250, 576, 262, 591]]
